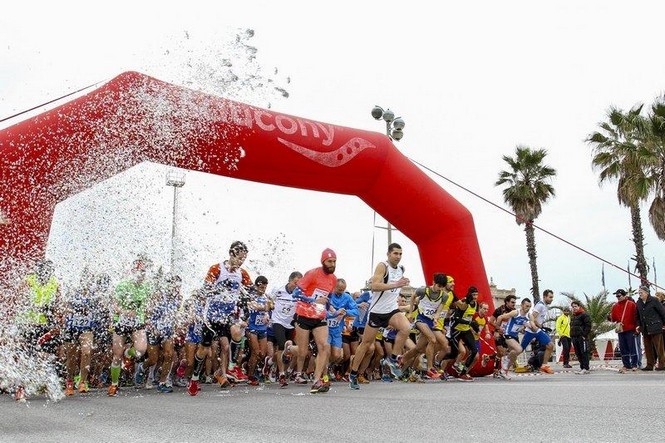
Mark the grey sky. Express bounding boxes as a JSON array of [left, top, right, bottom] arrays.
[[2, 1, 664, 299]]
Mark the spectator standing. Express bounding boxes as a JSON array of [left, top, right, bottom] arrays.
[[609, 289, 638, 372], [570, 300, 591, 375], [634, 285, 665, 371], [555, 307, 572, 368]]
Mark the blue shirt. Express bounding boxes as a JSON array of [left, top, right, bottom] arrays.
[[352, 291, 372, 328], [327, 291, 359, 333]]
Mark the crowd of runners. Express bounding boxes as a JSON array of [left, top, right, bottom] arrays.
[[5, 241, 567, 400]]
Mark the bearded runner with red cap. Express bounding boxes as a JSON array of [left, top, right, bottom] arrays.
[[291, 248, 338, 393]]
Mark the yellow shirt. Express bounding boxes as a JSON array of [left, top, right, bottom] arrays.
[[556, 314, 570, 338]]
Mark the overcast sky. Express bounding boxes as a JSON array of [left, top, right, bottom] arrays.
[[2, 1, 664, 300]]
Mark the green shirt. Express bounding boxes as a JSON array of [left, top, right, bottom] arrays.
[[114, 279, 152, 324]]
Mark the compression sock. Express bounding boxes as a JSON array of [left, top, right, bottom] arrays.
[[230, 340, 241, 366], [191, 354, 205, 381], [110, 364, 121, 385], [124, 347, 136, 359]]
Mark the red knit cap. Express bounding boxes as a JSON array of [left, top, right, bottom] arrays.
[[321, 248, 336, 264]]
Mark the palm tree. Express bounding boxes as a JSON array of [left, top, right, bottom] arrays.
[[496, 146, 557, 302], [586, 106, 650, 282], [643, 97, 665, 240], [558, 290, 614, 354]]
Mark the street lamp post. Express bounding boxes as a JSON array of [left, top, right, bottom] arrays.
[[166, 170, 186, 274], [370, 105, 405, 269]]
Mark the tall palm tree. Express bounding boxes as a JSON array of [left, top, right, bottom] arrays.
[[643, 97, 665, 240], [586, 106, 650, 282], [496, 146, 557, 302]]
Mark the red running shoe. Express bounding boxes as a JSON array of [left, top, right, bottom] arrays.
[[232, 366, 248, 381], [187, 379, 199, 396]]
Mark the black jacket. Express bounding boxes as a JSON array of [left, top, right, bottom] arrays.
[[570, 310, 591, 338], [635, 295, 665, 335]]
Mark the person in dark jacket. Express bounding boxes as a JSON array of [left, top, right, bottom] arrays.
[[634, 285, 665, 371], [570, 300, 592, 374]]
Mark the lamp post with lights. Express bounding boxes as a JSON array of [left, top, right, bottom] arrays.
[[166, 170, 185, 273], [370, 105, 405, 269]]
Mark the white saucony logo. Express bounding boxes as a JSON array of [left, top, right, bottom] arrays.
[[277, 137, 375, 168]]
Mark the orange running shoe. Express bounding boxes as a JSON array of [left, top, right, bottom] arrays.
[[65, 379, 75, 396], [107, 384, 118, 397], [78, 381, 90, 394], [357, 374, 370, 384], [215, 374, 231, 388], [539, 365, 554, 374]]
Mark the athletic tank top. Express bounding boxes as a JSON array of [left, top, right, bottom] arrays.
[[369, 261, 404, 315], [455, 302, 477, 332], [418, 287, 444, 319], [505, 309, 530, 338]]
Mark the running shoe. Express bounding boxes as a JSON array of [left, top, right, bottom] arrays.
[[279, 373, 288, 388], [357, 374, 370, 384], [425, 368, 441, 380], [493, 371, 511, 380], [231, 366, 248, 381], [349, 373, 360, 390], [318, 380, 331, 393], [65, 379, 75, 396], [225, 370, 238, 383], [158, 383, 173, 393], [575, 369, 590, 375], [539, 365, 554, 374], [563, 364, 573, 369], [310, 379, 323, 394], [107, 384, 119, 397], [453, 362, 466, 374], [458, 374, 473, 382], [384, 359, 402, 378], [382, 374, 394, 383], [215, 374, 231, 388], [187, 379, 199, 396], [174, 377, 188, 387], [134, 363, 145, 387], [248, 376, 260, 386], [294, 374, 308, 384], [78, 381, 90, 394], [14, 386, 26, 401]]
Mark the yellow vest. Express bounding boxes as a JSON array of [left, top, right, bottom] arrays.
[[556, 314, 570, 338], [455, 302, 477, 332], [17, 274, 58, 325]]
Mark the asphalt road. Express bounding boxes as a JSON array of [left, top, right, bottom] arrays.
[[1, 364, 662, 442]]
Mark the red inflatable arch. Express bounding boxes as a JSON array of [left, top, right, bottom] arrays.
[[0, 71, 494, 327]]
